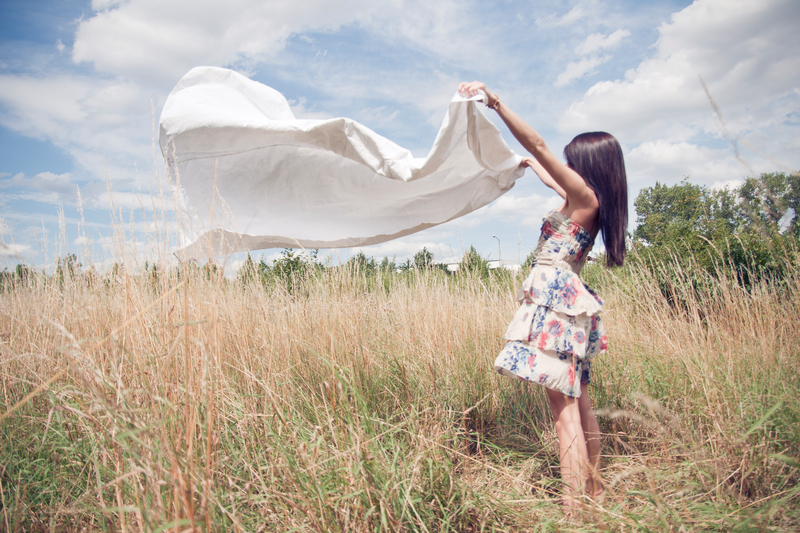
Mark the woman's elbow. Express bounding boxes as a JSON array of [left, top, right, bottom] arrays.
[[525, 136, 548, 157]]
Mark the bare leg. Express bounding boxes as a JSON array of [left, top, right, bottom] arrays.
[[577, 382, 603, 498], [546, 387, 589, 514]]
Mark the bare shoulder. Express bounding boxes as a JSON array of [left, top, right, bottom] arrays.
[[561, 192, 599, 235]]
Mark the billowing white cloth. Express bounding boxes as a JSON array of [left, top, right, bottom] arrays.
[[159, 67, 523, 259]]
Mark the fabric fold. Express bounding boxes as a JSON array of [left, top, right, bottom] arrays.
[[158, 66, 524, 260], [502, 266, 605, 356], [515, 267, 604, 317]]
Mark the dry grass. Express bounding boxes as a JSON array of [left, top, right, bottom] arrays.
[[1, 239, 799, 531]]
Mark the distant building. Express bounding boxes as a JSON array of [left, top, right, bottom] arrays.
[[434, 261, 523, 272], [487, 260, 522, 272]]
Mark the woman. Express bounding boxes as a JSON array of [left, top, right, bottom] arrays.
[[458, 81, 628, 513]]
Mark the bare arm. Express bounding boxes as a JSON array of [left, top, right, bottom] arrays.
[[521, 156, 566, 200], [458, 82, 598, 219]]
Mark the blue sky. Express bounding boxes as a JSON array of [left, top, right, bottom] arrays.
[[1, 0, 798, 271]]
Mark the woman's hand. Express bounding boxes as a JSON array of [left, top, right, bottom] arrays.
[[458, 81, 499, 108]]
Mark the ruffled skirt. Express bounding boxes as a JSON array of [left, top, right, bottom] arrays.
[[494, 265, 606, 398]]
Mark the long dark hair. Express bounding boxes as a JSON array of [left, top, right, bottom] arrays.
[[564, 132, 628, 267]]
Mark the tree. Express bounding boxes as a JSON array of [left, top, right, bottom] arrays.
[[0, 263, 32, 291], [15, 263, 31, 284], [203, 260, 220, 280], [272, 248, 321, 293], [273, 248, 319, 279], [238, 253, 258, 284], [632, 174, 798, 290], [379, 256, 397, 273], [347, 251, 376, 275], [413, 247, 434, 270], [738, 172, 800, 237], [55, 253, 81, 286], [633, 179, 741, 248], [143, 260, 160, 289], [258, 256, 272, 280], [461, 245, 489, 278]]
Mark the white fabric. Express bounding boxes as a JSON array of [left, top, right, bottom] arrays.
[[158, 67, 524, 260]]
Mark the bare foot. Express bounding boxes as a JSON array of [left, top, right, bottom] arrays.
[[561, 494, 582, 517]]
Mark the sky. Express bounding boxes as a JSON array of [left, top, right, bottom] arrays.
[[0, 0, 798, 272]]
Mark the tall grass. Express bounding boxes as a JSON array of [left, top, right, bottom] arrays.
[[1, 239, 799, 530]]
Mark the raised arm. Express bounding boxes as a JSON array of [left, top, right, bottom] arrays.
[[521, 156, 566, 200], [459, 82, 598, 221]]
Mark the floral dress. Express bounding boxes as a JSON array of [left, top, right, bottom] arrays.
[[494, 210, 607, 398]]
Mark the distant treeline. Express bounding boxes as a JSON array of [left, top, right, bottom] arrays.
[[3, 172, 797, 293]]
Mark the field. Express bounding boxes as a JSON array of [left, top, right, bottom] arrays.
[[1, 245, 799, 531]]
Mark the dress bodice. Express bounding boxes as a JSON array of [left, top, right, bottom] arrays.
[[530, 210, 595, 275]]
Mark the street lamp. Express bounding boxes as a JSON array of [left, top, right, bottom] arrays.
[[492, 235, 501, 268]]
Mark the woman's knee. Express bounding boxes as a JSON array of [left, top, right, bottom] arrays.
[[551, 395, 582, 430], [546, 387, 566, 414], [577, 384, 597, 419]]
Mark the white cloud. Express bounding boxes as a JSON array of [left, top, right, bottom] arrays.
[[0, 75, 89, 137], [357, 107, 400, 126], [91, 190, 169, 212], [536, 6, 588, 27], [81, 83, 144, 126], [575, 30, 630, 55], [555, 55, 610, 87], [287, 97, 335, 120], [439, 187, 563, 233], [558, 0, 800, 189], [91, 0, 127, 9], [0, 172, 77, 205], [72, 0, 368, 86], [710, 179, 745, 192], [478, 192, 563, 227], [0, 242, 31, 259], [625, 140, 752, 185], [0, 171, 174, 215], [70, 0, 491, 88], [559, 0, 800, 143], [0, 74, 153, 181], [276, 64, 463, 136], [376, 1, 496, 69]]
